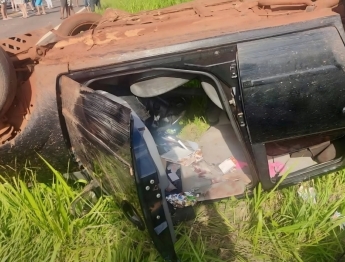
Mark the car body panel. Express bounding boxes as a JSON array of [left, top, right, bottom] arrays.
[[41, 9, 343, 71], [238, 26, 345, 144]]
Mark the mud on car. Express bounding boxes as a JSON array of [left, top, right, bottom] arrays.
[[1, 0, 345, 260]]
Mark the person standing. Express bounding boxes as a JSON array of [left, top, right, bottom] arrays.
[[35, 0, 45, 15], [45, 0, 52, 9], [89, 0, 96, 12], [60, 0, 67, 18], [67, 0, 74, 15], [14, 0, 28, 18], [10, 0, 18, 12], [25, 0, 34, 11], [84, 0, 90, 11], [1, 0, 13, 20]]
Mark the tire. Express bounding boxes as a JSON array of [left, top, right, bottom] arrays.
[[0, 47, 17, 117], [57, 13, 102, 36]]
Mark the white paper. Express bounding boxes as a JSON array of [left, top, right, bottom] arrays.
[[168, 172, 180, 182], [218, 158, 236, 174]]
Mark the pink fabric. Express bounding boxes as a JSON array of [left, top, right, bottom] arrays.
[[230, 157, 248, 170], [235, 160, 248, 169]]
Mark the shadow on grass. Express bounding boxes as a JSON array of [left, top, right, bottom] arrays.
[[299, 230, 345, 262], [176, 202, 238, 261]]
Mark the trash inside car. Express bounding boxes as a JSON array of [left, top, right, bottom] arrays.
[[1, 0, 345, 260]]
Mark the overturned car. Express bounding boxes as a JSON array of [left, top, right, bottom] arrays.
[[1, 0, 345, 260]]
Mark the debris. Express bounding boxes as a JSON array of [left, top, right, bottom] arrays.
[[187, 140, 199, 151], [167, 163, 181, 182], [161, 147, 193, 164], [166, 192, 198, 208], [183, 149, 203, 165], [268, 162, 285, 178], [331, 211, 345, 230], [297, 185, 316, 204], [167, 163, 181, 173], [193, 162, 212, 177], [166, 128, 178, 135], [160, 140, 203, 166], [218, 158, 236, 174]]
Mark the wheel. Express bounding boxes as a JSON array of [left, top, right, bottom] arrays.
[[57, 13, 102, 36], [0, 47, 17, 117]]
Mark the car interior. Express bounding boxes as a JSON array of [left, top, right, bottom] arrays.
[[76, 69, 345, 202]]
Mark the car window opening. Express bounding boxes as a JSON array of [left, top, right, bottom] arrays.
[[87, 72, 252, 203], [86, 71, 345, 208]]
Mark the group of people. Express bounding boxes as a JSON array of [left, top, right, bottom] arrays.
[[84, 0, 99, 12], [1, 0, 99, 20], [59, 0, 99, 20], [0, 0, 52, 19]]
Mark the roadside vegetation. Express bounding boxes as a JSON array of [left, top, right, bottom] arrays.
[[96, 0, 191, 13], [1, 1, 345, 261], [2, 160, 345, 261]]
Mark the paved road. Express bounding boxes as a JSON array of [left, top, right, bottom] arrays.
[[0, 0, 84, 38]]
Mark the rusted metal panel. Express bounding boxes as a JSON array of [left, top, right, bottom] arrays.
[[40, 8, 341, 72], [0, 27, 51, 56]]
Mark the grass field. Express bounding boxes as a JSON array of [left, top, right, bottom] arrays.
[[2, 1, 345, 261]]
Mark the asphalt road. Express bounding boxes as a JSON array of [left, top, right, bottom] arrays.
[[0, 0, 84, 38]]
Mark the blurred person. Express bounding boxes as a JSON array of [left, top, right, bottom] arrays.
[[1, 0, 12, 20], [10, 0, 18, 11], [89, 0, 96, 12], [45, 0, 52, 9], [84, 0, 90, 11], [60, 0, 67, 18], [14, 0, 28, 18], [35, 0, 45, 14], [25, 0, 34, 11], [67, 0, 74, 16]]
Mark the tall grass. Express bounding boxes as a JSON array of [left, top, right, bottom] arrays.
[[1, 161, 345, 261], [0, 166, 159, 262]]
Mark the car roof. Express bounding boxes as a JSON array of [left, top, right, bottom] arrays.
[[41, 0, 342, 71]]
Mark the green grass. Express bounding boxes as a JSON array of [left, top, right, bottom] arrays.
[[177, 82, 210, 141], [2, 163, 345, 261], [96, 0, 191, 14]]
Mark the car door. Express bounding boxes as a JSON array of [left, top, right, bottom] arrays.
[[58, 75, 178, 261]]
